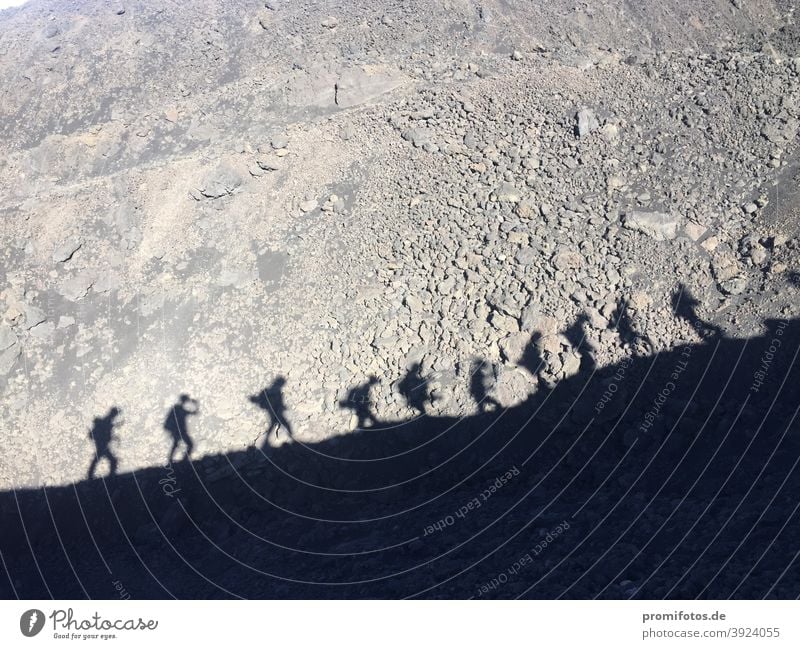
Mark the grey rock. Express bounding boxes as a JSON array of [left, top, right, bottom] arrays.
[[623, 211, 681, 241], [561, 350, 581, 376], [401, 128, 432, 148], [404, 294, 424, 312], [499, 332, 529, 364], [750, 245, 769, 266], [271, 134, 289, 149], [29, 321, 55, 339], [93, 272, 121, 294], [576, 108, 599, 138], [0, 323, 17, 351], [519, 303, 541, 332], [299, 199, 318, 213], [515, 246, 539, 265], [0, 344, 20, 376], [58, 271, 97, 301], [552, 247, 582, 271], [490, 311, 519, 334], [199, 164, 242, 199], [52, 236, 83, 263], [495, 182, 521, 202], [515, 200, 538, 219], [492, 367, 536, 407], [718, 276, 748, 295], [256, 156, 281, 171], [0, 323, 17, 352], [711, 253, 739, 282], [22, 305, 46, 330]]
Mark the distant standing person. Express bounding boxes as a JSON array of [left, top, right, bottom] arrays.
[[249, 376, 294, 444], [164, 394, 199, 463], [87, 407, 122, 479]]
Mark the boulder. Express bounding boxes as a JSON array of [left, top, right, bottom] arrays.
[[576, 108, 599, 137], [623, 211, 681, 241], [199, 164, 242, 199]]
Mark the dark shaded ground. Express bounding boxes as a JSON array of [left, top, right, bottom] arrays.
[[1, 317, 799, 599]]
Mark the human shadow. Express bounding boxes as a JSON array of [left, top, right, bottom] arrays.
[[469, 358, 500, 413], [671, 284, 723, 340], [397, 362, 437, 415], [339, 375, 380, 428], [164, 394, 199, 463], [611, 296, 652, 355], [563, 312, 597, 372], [249, 377, 293, 446], [519, 331, 544, 379], [87, 407, 122, 479]]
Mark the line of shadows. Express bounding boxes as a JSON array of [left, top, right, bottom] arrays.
[[1, 314, 799, 599]]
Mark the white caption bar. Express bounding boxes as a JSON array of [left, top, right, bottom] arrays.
[[1, 601, 797, 647]]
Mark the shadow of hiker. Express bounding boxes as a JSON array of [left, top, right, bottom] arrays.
[[672, 283, 723, 340], [469, 359, 500, 413], [249, 377, 294, 446], [164, 394, 199, 464], [520, 331, 545, 379], [87, 407, 122, 479], [397, 362, 437, 415], [611, 296, 653, 355], [339, 375, 380, 429], [563, 313, 598, 372]]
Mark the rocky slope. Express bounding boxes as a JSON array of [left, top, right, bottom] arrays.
[[1, 0, 800, 597]]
